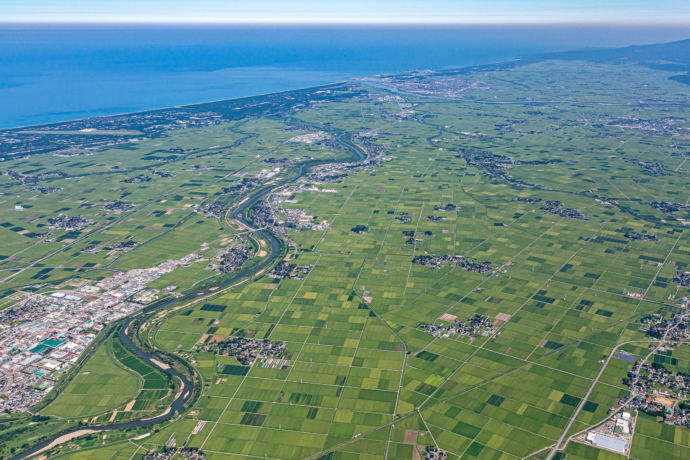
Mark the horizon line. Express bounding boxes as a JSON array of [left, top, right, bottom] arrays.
[[2, 20, 690, 28]]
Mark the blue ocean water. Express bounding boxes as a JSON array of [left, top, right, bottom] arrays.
[[0, 25, 688, 129]]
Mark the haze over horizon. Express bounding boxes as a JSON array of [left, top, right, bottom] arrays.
[[3, 0, 690, 25]]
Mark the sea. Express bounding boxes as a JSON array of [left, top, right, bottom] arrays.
[[1, 25, 689, 129]]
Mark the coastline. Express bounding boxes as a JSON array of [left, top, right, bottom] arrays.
[[0, 81, 349, 132], [2, 35, 686, 134], [2, 27, 687, 133]]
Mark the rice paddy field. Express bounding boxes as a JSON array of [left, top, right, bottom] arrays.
[[42, 339, 140, 418], [1, 45, 690, 460]]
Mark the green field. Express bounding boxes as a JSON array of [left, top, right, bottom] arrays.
[[43, 339, 139, 418], [1, 41, 690, 459]]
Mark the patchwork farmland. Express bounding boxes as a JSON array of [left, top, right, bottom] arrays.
[[1, 41, 690, 460]]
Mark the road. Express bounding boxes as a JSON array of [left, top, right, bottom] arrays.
[[543, 339, 657, 459], [544, 317, 687, 460]]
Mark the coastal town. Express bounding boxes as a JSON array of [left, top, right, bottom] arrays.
[[361, 73, 491, 98]]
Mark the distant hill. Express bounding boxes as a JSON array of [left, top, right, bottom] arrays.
[[433, 38, 690, 85], [546, 38, 690, 65], [536, 38, 690, 84]]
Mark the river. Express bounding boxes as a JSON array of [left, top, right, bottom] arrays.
[[12, 121, 366, 459]]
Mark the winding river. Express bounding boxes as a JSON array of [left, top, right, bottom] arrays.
[[12, 124, 366, 459]]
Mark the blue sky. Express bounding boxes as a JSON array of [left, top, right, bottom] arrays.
[[3, 0, 689, 24]]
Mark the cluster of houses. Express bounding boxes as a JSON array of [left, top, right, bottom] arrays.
[[28, 186, 62, 195], [207, 337, 287, 366], [270, 261, 313, 280], [46, 214, 91, 231], [540, 200, 586, 220], [209, 242, 250, 274], [144, 447, 206, 460], [3, 169, 67, 185], [674, 271, 690, 287], [370, 73, 489, 98], [412, 254, 493, 273], [418, 314, 495, 340], [103, 199, 134, 212], [516, 197, 586, 219], [621, 359, 690, 427], [306, 132, 391, 182], [423, 446, 448, 459], [624, 231, 659, 242], [250, 199, 329, 236], [395, 212, 412, 223], [633, 160, 671, 177], [452, 148, 540, 188], [647, 201, 687, 214], [605, 116, 689, 137], [639, 311, 689, 341], [200, 201, 225, 218], [616, 309, 690, 426], [222, 176, 260, 195], [122, 174, 152, 183]]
